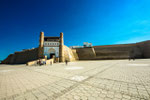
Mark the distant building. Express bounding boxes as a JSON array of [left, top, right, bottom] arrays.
[[70, 42, 92, 49], [83, 42, 92, 47]]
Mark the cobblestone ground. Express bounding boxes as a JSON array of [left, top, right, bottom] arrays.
[[0, 59, 150, 100]]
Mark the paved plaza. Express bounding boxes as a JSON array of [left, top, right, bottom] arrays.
[[0, 59, 150, 100]]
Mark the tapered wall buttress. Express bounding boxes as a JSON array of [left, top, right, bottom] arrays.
[[38, 32, 44, 58]]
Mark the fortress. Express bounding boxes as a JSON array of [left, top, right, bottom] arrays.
[[1, 32, 150, 64]]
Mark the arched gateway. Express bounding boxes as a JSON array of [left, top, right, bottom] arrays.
[[38, 32, 64, 61], [48, 48, 56, 58]]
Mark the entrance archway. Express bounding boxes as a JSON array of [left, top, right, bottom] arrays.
[[48, 48, 56, 59]]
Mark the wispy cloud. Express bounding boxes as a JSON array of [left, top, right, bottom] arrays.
[[135, 20, 150, 25], [138, 20, 149, 25], [115, 35, 150, 44], [131, 29, 150, 34]]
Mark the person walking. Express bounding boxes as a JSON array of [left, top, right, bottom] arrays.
[[65, 59, 68, 65]]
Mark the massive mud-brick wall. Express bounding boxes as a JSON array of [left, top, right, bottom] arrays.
[[75, 40, 150, 60], [1, 48, 39, 64], [93, 44, 140, 59], [1, 38, 150, 64], [1, 31, 44, 64], [75, 47, 96, 60], [136, 40, 150, 58]]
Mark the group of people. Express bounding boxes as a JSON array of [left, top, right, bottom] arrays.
[[37, 59, 46, 66], [36, 59, 69, 66]]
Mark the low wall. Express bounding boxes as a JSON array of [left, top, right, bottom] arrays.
[[46, 59, 54, 65], [2, 48, 39, 64], [27, 58, 54, 66]]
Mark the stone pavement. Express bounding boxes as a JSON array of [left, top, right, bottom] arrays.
[[0, 59, 150, 100]]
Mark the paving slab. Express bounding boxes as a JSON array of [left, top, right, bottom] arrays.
[[0, 59, 150, 100]]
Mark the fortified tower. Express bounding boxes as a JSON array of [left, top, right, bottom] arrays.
[[38, 31, 44, 58], [59, 32, 64, 62]]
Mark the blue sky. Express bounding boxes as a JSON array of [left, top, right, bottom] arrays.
[[0, 0, 150, 60]]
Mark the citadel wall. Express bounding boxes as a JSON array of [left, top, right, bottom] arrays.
[[1, 40, 150, 64], [93, 44, 138, 59], [75, 47, 96, 60], [1, 48, 39, 64], [136, 40, 150, 58], [1, 45, 78, 64], [75, 40, 150, 60]]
